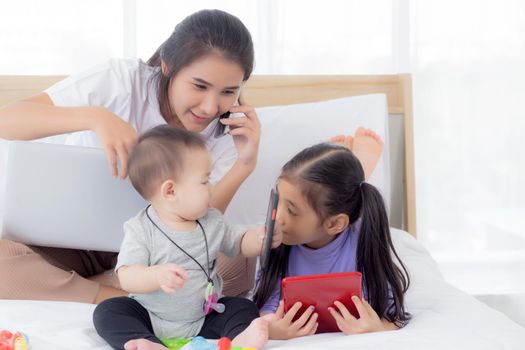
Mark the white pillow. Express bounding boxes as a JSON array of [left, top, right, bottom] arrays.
[[224, 94, 390, 226]]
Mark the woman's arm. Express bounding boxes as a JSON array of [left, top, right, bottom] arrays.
[[0, 93, 138, 178], [210, 103, 260, 212], [0, 93, 95, 140], [210, 160, 255, 212]]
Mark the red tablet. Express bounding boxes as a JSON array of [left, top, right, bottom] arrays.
[[282, 271, 362, 333]]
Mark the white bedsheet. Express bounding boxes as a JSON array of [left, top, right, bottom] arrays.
[[1, 229, 524, 350]]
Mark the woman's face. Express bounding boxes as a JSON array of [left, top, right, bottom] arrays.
[[168, 53, 244, 132]]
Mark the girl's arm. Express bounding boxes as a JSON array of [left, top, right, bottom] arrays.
[[381, 319, 400, 330], [210, 103, 260, 212], [0, 93, 138, 178], [117, 263, 188, 294]]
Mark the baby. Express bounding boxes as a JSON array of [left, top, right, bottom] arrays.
[[93, 125, 274, 350]]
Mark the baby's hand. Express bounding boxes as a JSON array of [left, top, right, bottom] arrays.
[[271, 226, 283, 248], [155, 263, 188, 293], [257, 225, 283, 249]]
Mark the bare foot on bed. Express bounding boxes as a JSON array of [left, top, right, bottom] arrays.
[[329, 134, 353, 150], [329, 127, 384, 180], [232, 317, 269, 350], [352, 127, 384, 180], [124, 339, 168, 350]]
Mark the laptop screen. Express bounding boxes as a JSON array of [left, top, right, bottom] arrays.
[[1, 141, 147, 252]]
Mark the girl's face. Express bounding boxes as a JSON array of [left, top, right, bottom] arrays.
[[275, 179, 335, 249], [168, 53, 244, 132]]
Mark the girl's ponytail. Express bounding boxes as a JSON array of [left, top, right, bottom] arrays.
[[358, 182, 411, 325]]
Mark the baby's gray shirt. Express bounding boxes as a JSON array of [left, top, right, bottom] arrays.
[[116, 207, 246, 339]]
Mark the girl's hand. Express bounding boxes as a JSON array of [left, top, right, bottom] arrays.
[[219, 100, 260, 168], [90, 107, 138, 179], [328, 296, 387, 334], [266, 300, 318, 340], [155, 263, 188, 294]]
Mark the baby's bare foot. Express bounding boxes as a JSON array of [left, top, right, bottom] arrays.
[[124, 339, 168, 350], [232, 317, 269, 350]]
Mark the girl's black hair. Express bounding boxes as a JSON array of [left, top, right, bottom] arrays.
[[147, 9, 254, 127], [253, 143, 411, 326]]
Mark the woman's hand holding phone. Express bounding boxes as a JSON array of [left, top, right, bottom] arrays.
[[219, 95, 261, 168]]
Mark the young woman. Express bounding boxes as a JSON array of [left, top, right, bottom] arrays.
[[0, 9, 259, 304]]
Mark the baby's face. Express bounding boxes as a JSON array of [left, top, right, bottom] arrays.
[[173, 149, 213, 220]]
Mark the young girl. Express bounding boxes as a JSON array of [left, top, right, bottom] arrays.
[[0, 9, 260, 303], [94, 125, 272, 350], [254, 142, 411, 339]]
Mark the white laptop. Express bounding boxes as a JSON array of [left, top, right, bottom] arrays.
[[1, 141, 147, 252]]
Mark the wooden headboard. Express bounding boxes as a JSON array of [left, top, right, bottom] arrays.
[[0, 75, 416, 236]]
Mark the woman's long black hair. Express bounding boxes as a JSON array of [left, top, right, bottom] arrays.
[[147, 9, 254, 126], [253, 143, 411, 325]]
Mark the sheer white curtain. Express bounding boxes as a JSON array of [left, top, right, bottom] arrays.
[[2, 0, 525, 295], [0, 0, 123, 74], [411, 0, 525, 294], [133, 0, 396, 74]]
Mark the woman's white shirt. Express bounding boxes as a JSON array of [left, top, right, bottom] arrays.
[[44, 58, 237, 184]]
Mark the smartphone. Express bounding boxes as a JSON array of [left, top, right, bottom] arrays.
[[214, 111, 231, 138], [260, 187, 279, 271]]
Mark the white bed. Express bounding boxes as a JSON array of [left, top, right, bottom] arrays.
[[1, 229, 523, 349], [1, 75, 524, 349]]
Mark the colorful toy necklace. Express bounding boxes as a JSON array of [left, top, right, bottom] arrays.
[[146, 205, 225, 316]]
